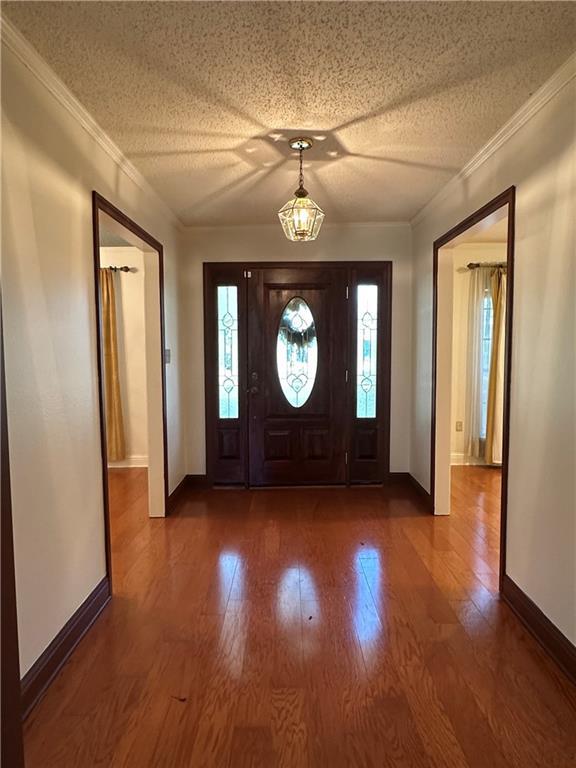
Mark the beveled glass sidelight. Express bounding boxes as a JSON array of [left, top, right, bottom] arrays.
[[356, 285, 378, 418], [217, 285, 239, 418], [276, 297, 318, 408]]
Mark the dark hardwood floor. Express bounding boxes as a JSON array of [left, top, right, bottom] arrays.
[[450, 464, 502, 580], [23, 468, 576, 767]]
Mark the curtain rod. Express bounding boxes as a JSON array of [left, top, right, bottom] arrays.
[[467, 262, 507, 269], [105, 265, 132, 272]]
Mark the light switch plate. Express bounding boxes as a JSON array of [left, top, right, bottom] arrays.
[[455, 420, 463, 432]]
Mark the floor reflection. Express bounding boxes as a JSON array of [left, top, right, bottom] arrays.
[[277, 567, 302, 628], [353, 547, 383, 666], [219, 549, 387, 671], [218, 550, 243, 610], [298, 566, 318, 605], [299, 565, 320, 658], [218, 550, 247, 678], [275, 565, 321, 658]]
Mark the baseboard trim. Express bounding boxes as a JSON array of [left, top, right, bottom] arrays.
[[501, 574, 576, 685], [388, 472, 410, 482], [167, 474, 210, 512], [408, 474, 434, 511], [171, 474, 433, 503], [387, 473, 434, 512], [450, 453, 473, 466], [108, 456, 148, 469], [21, 576, 111, 719], [167, 474, 189, 513], [187, 473, 210, 489]]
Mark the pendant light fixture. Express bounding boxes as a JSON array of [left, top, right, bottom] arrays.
[[278, 137, 325, 241]]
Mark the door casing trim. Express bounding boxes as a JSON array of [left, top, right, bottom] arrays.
[[430, 186, 515, 589], [203, 261, 393, 488], [92, 191, 170, 590]]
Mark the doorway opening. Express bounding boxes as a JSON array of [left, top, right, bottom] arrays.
[[431, 187, 515, 589], [204, 262, 392, 487], [92, 193, 169, 587]]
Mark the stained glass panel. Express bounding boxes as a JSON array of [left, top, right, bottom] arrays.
[[217, 285, 239, 419], [276, 297, 318, 408], [356, 285, 378, 418]]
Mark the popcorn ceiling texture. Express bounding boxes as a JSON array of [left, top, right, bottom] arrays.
[[4, 1, 576, 226]]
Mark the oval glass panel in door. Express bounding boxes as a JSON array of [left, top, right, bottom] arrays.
[[276, 297, 318, 408]]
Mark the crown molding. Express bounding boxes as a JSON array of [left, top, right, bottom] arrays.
[[411, 50, 576, 228], [5, 15, 573, 235], [1, 18, 183, 230], [182, 220, 411, 232]]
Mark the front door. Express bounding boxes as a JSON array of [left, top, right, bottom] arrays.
[[247, 265, 347, 485], [204, 262, 391, 487]]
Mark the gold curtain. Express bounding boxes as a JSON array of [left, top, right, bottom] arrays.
[[100, 269, 126, 462], [485, 268, 506, 465], [464, 268, 492, 460]]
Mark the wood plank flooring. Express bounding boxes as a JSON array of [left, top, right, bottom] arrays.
[[23, 468, 576, 767]]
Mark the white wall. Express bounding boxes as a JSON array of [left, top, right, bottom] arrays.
[[142, 249, 167, 519], [2, 39, 186, 675], [450, 243, 506, 462], [411, 74, 576, 642], [182, 223, 413, 474], [100, 247, 148, 466], [433, 246, 455, 516]]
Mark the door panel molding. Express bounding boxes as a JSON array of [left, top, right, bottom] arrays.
[[248, 265, 347, 486]]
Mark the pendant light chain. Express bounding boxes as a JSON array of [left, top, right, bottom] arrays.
[[278, 135, 325, 241]]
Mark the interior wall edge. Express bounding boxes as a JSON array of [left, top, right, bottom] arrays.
[[410, 76, 576, 644], [2, 39, 187, 677]]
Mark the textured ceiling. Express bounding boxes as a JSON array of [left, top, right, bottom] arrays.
[[4, 2, 576, 226]]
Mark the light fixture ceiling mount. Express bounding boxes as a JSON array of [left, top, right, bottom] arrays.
[[289, 136, 313, 152], [278, 136, 325, 242]]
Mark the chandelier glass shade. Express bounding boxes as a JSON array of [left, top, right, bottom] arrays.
[[278, 194, 325, 242], [278, 138, 325, 241]]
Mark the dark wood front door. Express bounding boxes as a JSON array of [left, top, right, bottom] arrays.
[[204, 261, 391, 487], [247, 266, 347, 485]]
